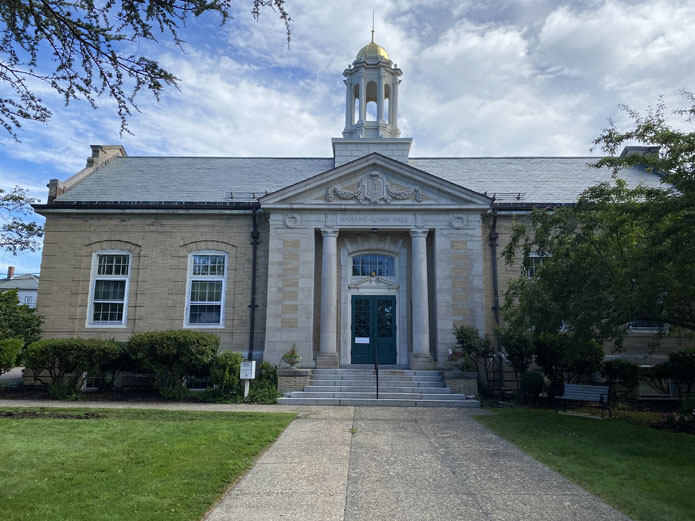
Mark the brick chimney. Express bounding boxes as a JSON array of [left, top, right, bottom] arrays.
[[7, 266, 15, 279]]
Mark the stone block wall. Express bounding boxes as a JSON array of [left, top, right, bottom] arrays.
[[36, 211, 267, 352], [277, 369, 311, 393], [444, 372, 478, 397]]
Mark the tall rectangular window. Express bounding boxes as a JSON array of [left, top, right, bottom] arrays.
[[186, 253, 226, 327], [88, 252, 130, 326]]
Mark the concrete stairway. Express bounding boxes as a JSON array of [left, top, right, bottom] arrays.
[[277, 368, 480, 407]]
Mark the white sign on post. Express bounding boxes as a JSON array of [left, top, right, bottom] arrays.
[[240, 361, 256, 398]]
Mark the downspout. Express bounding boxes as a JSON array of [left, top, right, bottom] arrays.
[[488, 198, 505, 398], [248, 207, 260, 361]]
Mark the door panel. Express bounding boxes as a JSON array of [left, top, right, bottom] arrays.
[[351, 295, 396, 364]]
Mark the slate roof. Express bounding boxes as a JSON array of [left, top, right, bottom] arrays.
[[0, 274, 39, 291], [54, 155, 664, 205]]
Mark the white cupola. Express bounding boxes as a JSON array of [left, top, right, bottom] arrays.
[[332, 30, 412, 167], [342, 30, 402, 138]]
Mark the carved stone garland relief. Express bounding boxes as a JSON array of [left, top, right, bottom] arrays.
[[326, 171, 423, 204]]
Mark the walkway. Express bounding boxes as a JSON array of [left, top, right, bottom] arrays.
[[0, 401, 631, 521]]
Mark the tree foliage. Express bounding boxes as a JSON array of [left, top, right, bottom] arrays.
[[0, 288, 42, 345], [503, 92, 695, 350], [0, 186, 43, 254], [0, 0, 291, 137]]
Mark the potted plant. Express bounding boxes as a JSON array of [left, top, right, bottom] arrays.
[[282, 344, 302, 368]]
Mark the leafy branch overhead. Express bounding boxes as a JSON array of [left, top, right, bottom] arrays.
[[0, 186, 44, 254], [502, 91, 695, 349], [0, 0, 291, 138]]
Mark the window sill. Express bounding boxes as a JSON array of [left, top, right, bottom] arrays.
[[86, 323, 128, 329], [183, 324, 225, 329]]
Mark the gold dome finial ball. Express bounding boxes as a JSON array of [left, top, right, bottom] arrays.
[[355, 41, 390, 61]]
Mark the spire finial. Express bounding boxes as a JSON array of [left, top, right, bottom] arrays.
[[371, 12, 375, 43]]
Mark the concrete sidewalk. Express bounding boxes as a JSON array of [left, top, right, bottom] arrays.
[[205, 406, 631, 521], [0, 401, 631, 521]]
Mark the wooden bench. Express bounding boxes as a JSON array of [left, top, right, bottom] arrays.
[[556, 383, 611, 418]]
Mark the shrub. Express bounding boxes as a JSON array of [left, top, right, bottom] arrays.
[[534, 332, 604, 396], [519, 370, 545, 398], [645, 350, 695, 401], [24, 338, 121, 398], [0, 338, 23, 374], [496, 325, 534, 384], [601, 359, 640, 399], [453, 325, 497, 393], [210, 351, 244, 394], [247, 361, 280, 404], [128, 330, 218, 396]]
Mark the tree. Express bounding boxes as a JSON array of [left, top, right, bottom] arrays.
[[0, 288, 42, 346], [0, 0, 291, 138], [502, 91, 695, 350], [1, 186, 43, 254]]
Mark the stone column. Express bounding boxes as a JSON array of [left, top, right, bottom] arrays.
[[344, 80, 352, 128], [317, 229, 340, 368], [377, 75, 384, 122], [410, 229, 433, 369], [391, 79, 399, 129], [359, 73, 366, 123]]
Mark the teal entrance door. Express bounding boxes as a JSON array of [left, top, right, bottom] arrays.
[[351, 295, 397, 364]]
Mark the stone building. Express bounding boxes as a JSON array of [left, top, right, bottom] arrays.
[[33, 37, 682, 385]]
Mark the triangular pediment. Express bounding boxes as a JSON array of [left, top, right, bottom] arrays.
[[260, 153, 491, 209]]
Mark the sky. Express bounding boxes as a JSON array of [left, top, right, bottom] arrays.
[[1, 0, 694, 276]]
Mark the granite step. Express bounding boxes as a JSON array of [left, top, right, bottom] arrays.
[[303, 385, 451, 393], [276, 397, 480, 407], [289, 391, 468, 400], [308, 374, 443, 382], [307, 379, 446, 387], [312, 369, 440, 376]]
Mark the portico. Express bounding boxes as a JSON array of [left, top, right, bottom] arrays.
[[260, 154, 491, 369]]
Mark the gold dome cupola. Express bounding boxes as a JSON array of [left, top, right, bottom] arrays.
[[342, 27, 402, 139]]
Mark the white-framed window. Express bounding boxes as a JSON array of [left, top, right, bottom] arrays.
[[185, 251, 227, 327], [87, 251, 131, 327], [351, 253, 395, 278], [526, 253, 546, 278]]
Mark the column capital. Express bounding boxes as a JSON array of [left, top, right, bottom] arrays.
[[409, 228, 428, 239], [321, 228, 339, 239]]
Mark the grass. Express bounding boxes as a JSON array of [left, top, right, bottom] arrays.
[[0, 407, 295, 521], [476, 407, 695, 521]]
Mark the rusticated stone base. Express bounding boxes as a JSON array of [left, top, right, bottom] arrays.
[[444, 371, 478, 397], [277, 368, 311, 394]]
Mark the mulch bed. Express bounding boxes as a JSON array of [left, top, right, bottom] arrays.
[[0, 410, 105, 420]]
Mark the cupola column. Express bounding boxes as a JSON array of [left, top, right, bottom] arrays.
[[359, 72, 366, 123], [344, 81, 351, 129], [377, 74, 384, 122], [391, 79, 399, 129]]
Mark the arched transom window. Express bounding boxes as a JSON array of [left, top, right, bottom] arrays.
[[352, 254, 395, 277]]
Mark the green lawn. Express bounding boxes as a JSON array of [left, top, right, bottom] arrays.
[[476, 408, 695, 521], [0, 407, 295, 521]]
